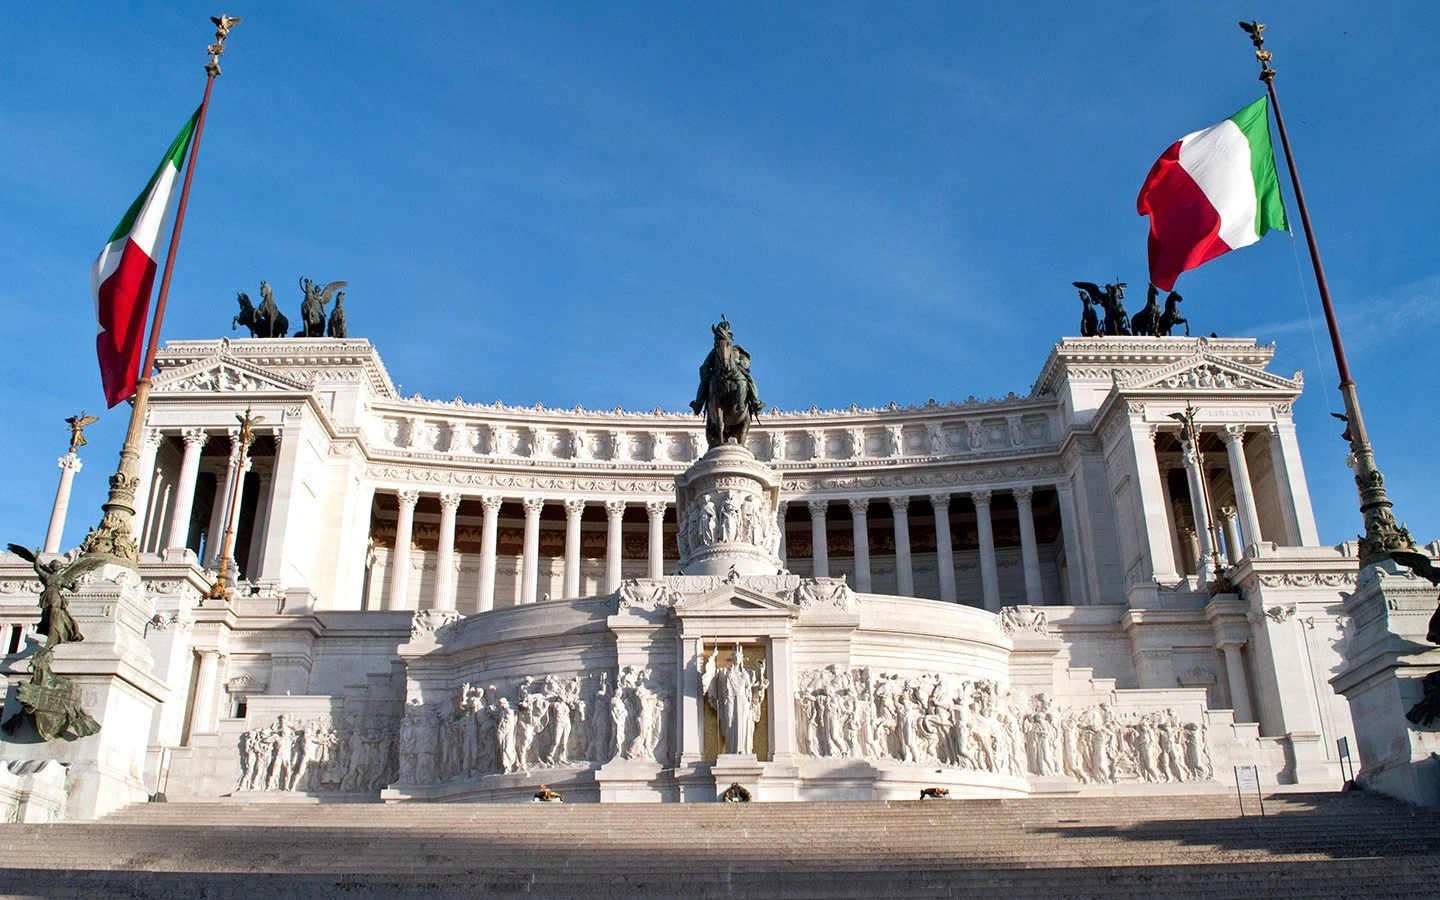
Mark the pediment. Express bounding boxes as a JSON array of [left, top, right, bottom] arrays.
[[673, 585, 798, 617], [1118, 352, 1300, 393], [155, 353, 312, 395]]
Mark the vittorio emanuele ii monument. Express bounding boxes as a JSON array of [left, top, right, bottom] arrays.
[[3, 312, 1437, 819], [1, 18, 1439, 854]]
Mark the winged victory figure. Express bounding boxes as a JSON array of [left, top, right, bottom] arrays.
[[296, 277, 347, 337], [64, 411, 99, 453], [6, 545, 106, 648]]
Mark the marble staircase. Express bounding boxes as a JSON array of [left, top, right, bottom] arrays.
[[2, 792, 1439, 897]]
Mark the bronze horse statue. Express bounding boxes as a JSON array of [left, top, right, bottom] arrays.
[[232, 292, 262, 337], [1158, 291, 1189, 336], [691, 315, 764, 448]]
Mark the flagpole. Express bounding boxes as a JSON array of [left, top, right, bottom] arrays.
[[80, 15, 241, 567], [1239, 21, 1414, 569]]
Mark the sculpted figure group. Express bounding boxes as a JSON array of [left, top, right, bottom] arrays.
[[396, 667, 672, 786], [795, 666, 1213, 785], [232, 277, 350, 339], [1075, 281, 1189, 338], [237, 711, 398, 793], [677, 489, 778, 558]]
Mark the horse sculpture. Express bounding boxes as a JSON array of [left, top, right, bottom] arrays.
[[1158, 291, 1189, 336], [327, 292, 348, 338], [233, 292, 261, 337], [1078, 290, 1099, 337], [255, 281, 289, 338], [1130, 284, 1164, 337], [691, 315, 764, 448]]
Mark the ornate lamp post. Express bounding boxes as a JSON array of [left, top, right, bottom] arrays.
[[207, 405, 262, 603]]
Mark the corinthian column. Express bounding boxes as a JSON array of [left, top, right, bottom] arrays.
[[604, 500, 626, 592], [521, 497, 544, 604], [43, 453, 83, 554], [848, 499, 871, 592], [166, 428, 208, 554], [973, 490, 1000, 612], [434, 492, 460, 611], [890, 496, 913, 596], [808, 500, 829, 578], [646, 500, 667, 579], [563, 499, 585, 598], [930, 493, 956, 604], [131, 429, 163, 546], [477, 494, 502, 611], [1222, 425, 1263, 554], [388, 489, 420, 611], [1014, 486, 1044, 606], [1179, 440, 1216, 580], [775, 501, 788, 566]]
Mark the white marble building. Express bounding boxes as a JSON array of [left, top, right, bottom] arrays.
[[5, 333, 1429, 812]]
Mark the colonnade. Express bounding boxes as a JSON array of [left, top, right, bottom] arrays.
[[383, 494, 672, 612], [1157, 423, 1312, 580], [793, 485, 1081, 612], [132, 427, 280, 579]]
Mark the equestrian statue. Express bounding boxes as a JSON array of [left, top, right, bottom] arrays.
[[691, 315, 764, 448], [296, 277, 347, 337]]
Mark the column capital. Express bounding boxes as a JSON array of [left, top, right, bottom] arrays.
[[57, 453, 83, 473], [645, 500, 668, 518], [971, 489, 992, 509], [564, 498, 586, 517], [847, 498, 869, 516], [604, 499, 626, 518], [1217, 639, 1248, 652], [928, 492, 950, 511], [144, 428, 165, 449], [1012, 485, 1034, 505], [396, 489, 421, 509], [807, 499, 828, 517], [439, 491, 462, 511], [1219, 504, 1237, 519], [522, 496, 546, 515], [181, 427, 209, 448], [479, 493, 504, 513], [777, 499, 789, 513], [888, 495, 910, 514], [1222, 424, 1247, 443]]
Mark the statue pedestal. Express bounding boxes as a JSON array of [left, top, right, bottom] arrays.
[[1331, 561, 1440, 806], [0, 565, 166, 820], [595, 757, 674, 803], [711, 752, 763, 801], [675, 443, 783, 577]]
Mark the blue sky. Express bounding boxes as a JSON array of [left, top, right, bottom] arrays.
[[1, 3, 1436, 549]]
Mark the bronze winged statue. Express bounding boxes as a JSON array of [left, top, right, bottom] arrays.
[[691, 315, 764, 448], [296, 278, 347, 337], [64, 412, 99, 453], [6, 545, 105, 649], [1073, 281, 1130, 336]]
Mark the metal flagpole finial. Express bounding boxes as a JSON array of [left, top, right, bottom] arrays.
[[207, 403, 265, 604], [206, 14, 243, 76], [1238, 20, 1276, 82]]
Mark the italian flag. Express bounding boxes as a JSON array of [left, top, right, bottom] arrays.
[[1137, 96, 1289, 292], [90, 108, 199, 407]]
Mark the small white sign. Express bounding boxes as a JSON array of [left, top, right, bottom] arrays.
[[1235, 765, 1259, 791]]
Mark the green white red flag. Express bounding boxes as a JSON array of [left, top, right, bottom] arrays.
[[1137, 96, 1289, 291], [89, 108, 199, 407]]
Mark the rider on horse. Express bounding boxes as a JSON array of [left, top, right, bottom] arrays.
[[691, 315, 765, 448]]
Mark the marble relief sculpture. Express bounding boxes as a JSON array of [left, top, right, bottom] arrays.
[[702, 644, 769, 756], [380, 668, 672, 788], [238, 711, 398, 793], [794, 667, 1212, 784]]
